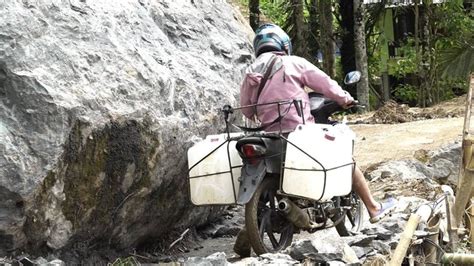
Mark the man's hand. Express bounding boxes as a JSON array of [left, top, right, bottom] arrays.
[[343, 100, 359, 109]]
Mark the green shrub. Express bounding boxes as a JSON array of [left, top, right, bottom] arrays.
[[393, 84, 418, 104]]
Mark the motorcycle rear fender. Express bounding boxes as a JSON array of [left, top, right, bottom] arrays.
[[236, 160, 266, 205], [261, 137, 282, 173]]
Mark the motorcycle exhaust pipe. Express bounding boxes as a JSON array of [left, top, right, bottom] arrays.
[[278, 198, 323, 230]]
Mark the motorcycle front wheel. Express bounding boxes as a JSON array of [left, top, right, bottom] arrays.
[[245, 177, 294, 255]]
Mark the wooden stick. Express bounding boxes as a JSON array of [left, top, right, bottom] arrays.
[[169, 228, 190, 249]]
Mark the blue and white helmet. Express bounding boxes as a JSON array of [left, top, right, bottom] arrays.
[[253, 23, 292, 57]]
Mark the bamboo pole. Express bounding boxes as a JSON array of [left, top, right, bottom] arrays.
[[389, 214, 421, 266], [461, 74, 474, 140], [446, 193, 459, 250], [454, 139, 474, 228], [470, 198, 474, 251], [441, 253, 474, 265], [389, 205, 432, 266], [423, 214, 440, 264], [457, 75, 473, 186], [450, 75, 474, 249]]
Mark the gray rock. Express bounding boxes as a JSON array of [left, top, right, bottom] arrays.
[[388, 237, 401, 249], [342, 235, 376, 247], [351, 246, 375, 259], [380, 219, 405, 234], [429, 142, 461, 174], [47, 259, 66, 266], [288, 237, 359, 264], [0, 0, 253, 253], [233, 254, 298, 265], [368, 142, 461, 187], [0, 257, 12, 266], [185, 252, 228, 266], [326, 261, 347, 266], [15, 256, 64, 266], [395, 196, 429, 216], [259, 253, 299, 264], [429, 142, 461, 186], [368, 160, 434, 181], [213, 226, 241, 238], [430, 158, 455, 181], [288, 239, 319, 261], [342, 244, 360, 264], [361, 226, 393, 241], [233, 257, 261, 265], [371, 240, 391, 255], [35, 257, 48, 265]]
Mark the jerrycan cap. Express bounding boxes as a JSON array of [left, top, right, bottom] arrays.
[[325, 134, 335, 141], [324, 129, 335, 141]]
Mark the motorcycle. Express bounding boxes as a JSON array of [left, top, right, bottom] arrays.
[[188, 71, 364, 255]]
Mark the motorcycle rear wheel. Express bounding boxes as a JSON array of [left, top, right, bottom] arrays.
[[245, 177, 294, 255], [334, 193, 365, 236]]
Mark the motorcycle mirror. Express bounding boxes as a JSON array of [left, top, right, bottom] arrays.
[[344, 71, 361, 85]]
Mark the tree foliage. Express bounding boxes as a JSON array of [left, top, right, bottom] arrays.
[[239, 0, 473, 107], [436, 1, 474, 79], [249, 0, 260, 31], [282, 0, 309, 58]]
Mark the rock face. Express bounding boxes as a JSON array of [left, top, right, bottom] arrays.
[[0, 0, 253, 254]]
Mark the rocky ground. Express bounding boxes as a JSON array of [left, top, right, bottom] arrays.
[[162, 144, 461, 265], [1, 99, 469, 265], [167, 98, 470, 265]]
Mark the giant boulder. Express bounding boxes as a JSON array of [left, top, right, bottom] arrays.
[[0, 0, 253, 253]]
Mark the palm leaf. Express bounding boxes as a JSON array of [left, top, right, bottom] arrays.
[[438, 35, 474, 79]]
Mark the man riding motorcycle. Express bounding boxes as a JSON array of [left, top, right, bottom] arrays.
[[234, 23, 396, 257]]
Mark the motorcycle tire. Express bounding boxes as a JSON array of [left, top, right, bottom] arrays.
[[334, 193, 365, 236], [245, 177, 294, 255]]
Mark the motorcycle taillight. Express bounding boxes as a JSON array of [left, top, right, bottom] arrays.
[[241, 144, 266, 164]]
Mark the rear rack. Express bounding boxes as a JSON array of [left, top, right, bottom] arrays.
[[222, 99, 306, 137], [187, 100, 355, 206]]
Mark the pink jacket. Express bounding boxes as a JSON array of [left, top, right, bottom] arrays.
[[240, 52, 354, 132]]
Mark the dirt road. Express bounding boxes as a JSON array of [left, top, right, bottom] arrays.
[[352, 117, 464, 170]]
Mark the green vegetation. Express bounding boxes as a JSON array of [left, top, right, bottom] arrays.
[[436, 0, 474, 79], [240, 0, 473, 107]]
